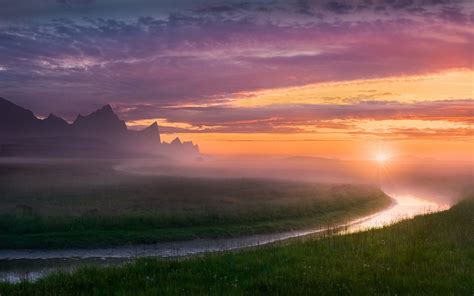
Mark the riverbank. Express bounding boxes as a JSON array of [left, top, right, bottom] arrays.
[[0, 192, 394, 283], [0, 160, 391, 249], [2, 195, 471, 294]]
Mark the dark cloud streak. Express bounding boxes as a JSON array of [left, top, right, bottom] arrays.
[[117, 99, 474, 134]]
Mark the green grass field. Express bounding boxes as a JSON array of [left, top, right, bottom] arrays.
[[1, 196, 472, 295], [0, 160, 390, 249]]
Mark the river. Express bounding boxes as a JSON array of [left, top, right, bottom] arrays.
[[0, 192, 449, 283]]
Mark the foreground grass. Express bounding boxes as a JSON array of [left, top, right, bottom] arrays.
[[2, 198, 472, 295]]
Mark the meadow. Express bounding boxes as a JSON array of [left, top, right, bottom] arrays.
[[1, 195, 472, 295], [0, 159, 390, 249]]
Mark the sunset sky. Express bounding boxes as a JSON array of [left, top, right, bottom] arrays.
[[0, 0, 472, 159]]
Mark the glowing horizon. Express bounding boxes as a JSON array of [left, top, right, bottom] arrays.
[[0, 1, 472, 160]]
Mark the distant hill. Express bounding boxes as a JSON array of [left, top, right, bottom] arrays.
[[0, 97, 199, 158]]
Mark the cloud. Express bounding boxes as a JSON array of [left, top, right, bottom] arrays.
[[57, 0, 96, 5], [0, 0, 471, 118], [116, 99, 474, 136], [349, 126, 473, 140]]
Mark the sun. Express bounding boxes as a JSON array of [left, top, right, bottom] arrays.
[[375, 152, 390, 164]]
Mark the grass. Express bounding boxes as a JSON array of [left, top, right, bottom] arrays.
[[1, 197, 472, 295], [0, 197, 387, 249], [0, 160, 390, 249]]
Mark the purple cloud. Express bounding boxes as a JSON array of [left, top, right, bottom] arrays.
[[0, 0, 472, 119]]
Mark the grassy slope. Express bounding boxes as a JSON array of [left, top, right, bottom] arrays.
[[0, 189, 389, 249], [0, 161, 391, 249], [2, 198, 472, 295]]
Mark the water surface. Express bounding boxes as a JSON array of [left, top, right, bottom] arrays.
[[0, 192, 449, 283]]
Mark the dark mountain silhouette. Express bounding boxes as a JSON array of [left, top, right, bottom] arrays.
[[44, 113, 68, 127], [0, 97, 40, 133], [40, 114, 69, 134], [0, 97, 199, 158], [136, 122, 161, 142], [128, 121, 164, 154], [163, 137, 200, 156], [171, 137, 182, 145], [73, 104, 127, 136]]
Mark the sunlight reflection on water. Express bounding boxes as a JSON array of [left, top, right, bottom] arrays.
[[344, 193, 450, 233]]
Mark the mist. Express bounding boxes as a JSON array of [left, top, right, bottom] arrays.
[[116, 154, 473, 206]]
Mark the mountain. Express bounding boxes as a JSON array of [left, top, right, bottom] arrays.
[[73, 104, 127, 136], [0, 97, 199, 158], [127, 121, 163, 154], [134, 122, 161, 143], [39, 114, 69, 134], [0, 97, 40, 133], [161, 137, 200, 158], [170, 137, 182, 146], [43, 113, 68, 127]]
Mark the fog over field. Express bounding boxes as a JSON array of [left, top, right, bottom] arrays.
[[0, 0, 472, 293], [117, 155, 473, 204]]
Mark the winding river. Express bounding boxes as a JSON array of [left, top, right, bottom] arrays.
[[0, 192, 449, 283]]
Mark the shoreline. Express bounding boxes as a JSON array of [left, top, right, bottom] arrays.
[[0, 193, 449, 283]]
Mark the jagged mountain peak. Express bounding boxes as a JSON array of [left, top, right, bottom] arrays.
[[148, 121, 158, 128], [97, 104, 114, 114], [46, 113, 57, 119], [74, 104, 119, 122], [39, 113, 69, 133], [142, 121, 159, 131], [171, 137, 182, 145], [45, 113, 67, 122], [42, 113, 68, 128], [0, 97, 200, 158], [73, 104, 127, 134]]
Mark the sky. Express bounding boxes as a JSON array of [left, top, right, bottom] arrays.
[[0, 0, 472, 159]]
